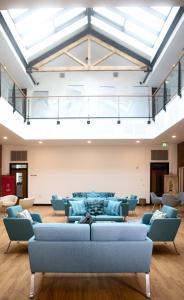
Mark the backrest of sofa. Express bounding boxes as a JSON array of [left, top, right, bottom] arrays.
[[161, 205, 177, 218], [34, 224, 90, 241], [91, 223, 147, 241], [7, 205, 23, 218]]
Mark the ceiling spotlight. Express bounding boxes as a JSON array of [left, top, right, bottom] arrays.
[[38, 141, 43, 144], [117, 119, 121, 124], [147, 120, 151, 124], [3, 136, 8, 140], [136, 140, 140, 144], [87, 120, 90, 125], [172, 135, 176, 138], [57, 120, 60, 125], [87, 140, 91, 144], [162, 142, 168, 147], [27, 120, 30, 125]]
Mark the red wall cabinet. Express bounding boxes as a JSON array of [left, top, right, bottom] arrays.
[[1, 175, 16, 196]]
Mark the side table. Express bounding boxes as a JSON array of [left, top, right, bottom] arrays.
[[139, 198, 146, 207]]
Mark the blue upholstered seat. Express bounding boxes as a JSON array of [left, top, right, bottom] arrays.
[[141, 205, 181, 254], [3, 205, 42, 253]]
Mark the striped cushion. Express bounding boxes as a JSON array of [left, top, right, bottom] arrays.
[[70, 200, 86, 216]]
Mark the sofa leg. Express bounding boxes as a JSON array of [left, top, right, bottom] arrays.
[[29, 273, 35, 299], [173, 241, 180, 255], [5, 241, 11, 254], [145, 273, 151, 298]]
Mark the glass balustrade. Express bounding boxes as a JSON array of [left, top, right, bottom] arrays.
[[0, 52, 183, 122]]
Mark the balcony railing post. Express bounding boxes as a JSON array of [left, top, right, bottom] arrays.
[[23, 96, 27, 122], [163, 81, 167, 111], [178, 60, 181, 98], [152, 96, 155, 121], [12, 83, 16, 112]]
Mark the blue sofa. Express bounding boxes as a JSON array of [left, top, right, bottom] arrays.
[[72, 192, 115, 198], [28, 223, 153, 298], [67, 198, 129, 222], [141, 205, 181, 254], [3, 205, 42, 253]]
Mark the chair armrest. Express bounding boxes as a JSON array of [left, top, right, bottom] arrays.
[[64, 202, 71, 216], [30, 213, 42, 223], [148, 218, 181, 241], [68, 206, 73, 216], [142, 213, 153, 224], [119, 203, 129, 217]]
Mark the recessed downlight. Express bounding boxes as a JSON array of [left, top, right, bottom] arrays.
[[172, 135, 176, 139], [162, 142, 168, 147], [38, 141, 43, 144], [87, 140, 91, 144], [3, 136, 8, 140], [136, 140, 140, 144]]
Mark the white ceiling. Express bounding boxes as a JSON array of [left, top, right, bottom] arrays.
[[0, 1, 183, 9], [0, 119, 183, 146]]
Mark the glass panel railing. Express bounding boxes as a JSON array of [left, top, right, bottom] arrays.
[[181, 56, 184, 93], [0, 64, 26, 117], [154, 53, 184, 116], [155, 83, 164, 114], [27, 95, 151, 120], [166, 64, 178, 102], [0, 65, 14, 104]]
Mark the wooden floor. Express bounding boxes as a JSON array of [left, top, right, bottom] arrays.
[[0, 205, 184, 300]]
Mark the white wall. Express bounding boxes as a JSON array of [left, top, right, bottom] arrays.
[[2, 143, 177, 204]]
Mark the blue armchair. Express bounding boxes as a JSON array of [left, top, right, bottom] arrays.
[[128, 198, 138, 214], [141, 205, 181, 254], [51, 195, 65, 214], [3, 205, 42, 253]]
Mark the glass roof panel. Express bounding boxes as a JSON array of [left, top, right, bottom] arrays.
[[3, 6, 180, 62]]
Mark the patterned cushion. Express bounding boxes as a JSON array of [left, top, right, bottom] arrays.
[[69, 200, 86, 216], [72, 192, 87, 198], [106, 200, 121, 216], [86, 200, 104, 216]]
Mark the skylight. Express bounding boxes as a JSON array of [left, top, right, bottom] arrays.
[[0, 6, 180, 62]]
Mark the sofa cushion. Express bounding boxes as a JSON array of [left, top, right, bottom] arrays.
[[106, 200, 121, 216], [91, 223, 147, 241], [86, 192, 101, 198], [150, 210, 167, 224], [69, 200, 86, 216], [86, 200, 104, 216], [161, 205, 177, 218], [17, 209, 33, 223], [34, 223, 90, 241]]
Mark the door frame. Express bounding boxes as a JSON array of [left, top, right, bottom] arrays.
[[150, 162, 169, 198], [9, 163, 28, 198]]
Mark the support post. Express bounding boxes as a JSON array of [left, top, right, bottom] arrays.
[[178, 60, 181, 98], [29, 273, 35, 299], [145, 273, 151, 298], [5, 241, 11, 254], [12, 83, 16, 112], [173, 241, 180, 255], [163, 81, 167, 111]]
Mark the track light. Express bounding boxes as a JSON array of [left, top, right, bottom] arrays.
[[57, 120, 60, 125], [147, 119, 151, 124], [117, 119, 121, 124], [27, 120, 30, 125], [87, 120, 90, 125]]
